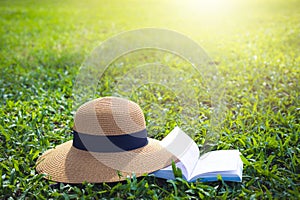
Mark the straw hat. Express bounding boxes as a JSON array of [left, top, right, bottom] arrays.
[[36, 97, 177, 183]]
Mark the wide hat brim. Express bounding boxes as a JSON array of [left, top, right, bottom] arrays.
[[36, 138, 177, 183]]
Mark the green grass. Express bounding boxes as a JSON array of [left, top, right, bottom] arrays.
[[0, 0, 299, 199]]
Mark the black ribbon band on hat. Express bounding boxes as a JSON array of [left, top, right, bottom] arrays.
[[72, 129, 148, 152]]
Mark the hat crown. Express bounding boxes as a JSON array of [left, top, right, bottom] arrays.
[[74, 97, 146, 136]]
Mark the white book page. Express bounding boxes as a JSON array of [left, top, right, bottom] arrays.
[[160, 127, 199, 179], [190, 150, 240, 179]]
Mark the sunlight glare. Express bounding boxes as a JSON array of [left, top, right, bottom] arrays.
[[186, 0, 234, 15]]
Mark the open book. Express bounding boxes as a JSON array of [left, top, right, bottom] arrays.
[[151, 127, 243, 182]]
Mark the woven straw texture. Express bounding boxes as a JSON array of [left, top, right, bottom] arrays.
[[36, 97, 177, 183], [74, 97, 146, 135]]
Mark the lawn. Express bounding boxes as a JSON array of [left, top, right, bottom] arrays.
[[0, 0, 299, 199]]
